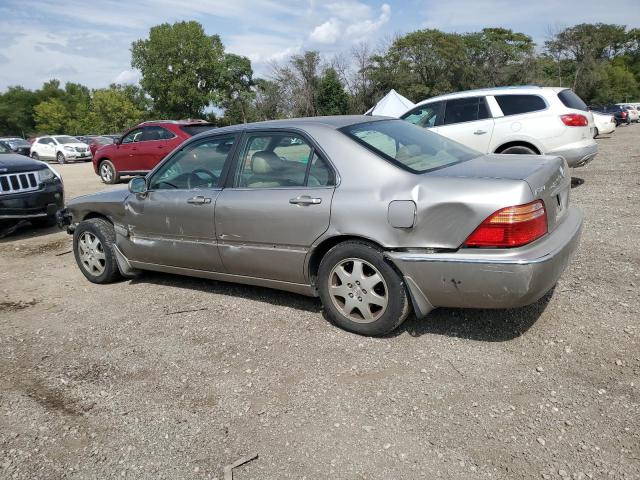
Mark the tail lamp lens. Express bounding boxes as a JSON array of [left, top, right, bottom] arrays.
[[560, 114, 588, 127], [464, 200, 548, 248]]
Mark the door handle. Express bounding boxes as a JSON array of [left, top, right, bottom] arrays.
[[289, 195, 322, 205], [187, 195, 212, 205], [473, 130, 487, 135]]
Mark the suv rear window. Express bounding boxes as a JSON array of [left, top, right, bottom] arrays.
[[180, 124, 217, 136], [558, 90, 587, 111], [341, 119, 479, 174], [495, 95, 546, 116]]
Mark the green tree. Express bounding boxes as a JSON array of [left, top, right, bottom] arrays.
[[131, 21, 226, 118], [0, 87, 39, 136], [86, 88, 143, 133], [317, 68, 349, 115], [34, 98, 71, 133], [219, 53, 255, 125]]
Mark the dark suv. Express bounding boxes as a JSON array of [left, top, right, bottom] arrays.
[[590, 105, 631, 126], [92, 120, 216, 184], [0, 142, 64, 228]]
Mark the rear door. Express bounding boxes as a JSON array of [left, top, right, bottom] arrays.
[[121, 134, 238, 271], [141, 126, 179, 170], [214, 130, 336, 284], [37, 137, 56, 160], [438, 96, 494, 152]]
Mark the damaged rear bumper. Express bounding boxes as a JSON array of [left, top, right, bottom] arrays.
[[385, 207, 583, 318]]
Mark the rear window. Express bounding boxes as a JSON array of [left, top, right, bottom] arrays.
[[341, 119, 480, 174], [495, 95, 546, 116], [180, 124, 217, 136], [558, 90, 588, 111]]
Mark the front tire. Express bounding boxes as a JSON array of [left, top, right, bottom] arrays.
[[73, 218, 122, 284], [56, 152, 66, 164], [31, 152, 39, 160], [99, 160, 119, 184], [318, 241, 410, 336]]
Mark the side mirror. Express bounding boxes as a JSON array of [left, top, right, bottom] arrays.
[[128, 176, 147, 194]]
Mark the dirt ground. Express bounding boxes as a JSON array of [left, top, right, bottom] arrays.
[[1, 126, 639, 480]]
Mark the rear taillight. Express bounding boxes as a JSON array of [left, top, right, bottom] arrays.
[[560, 114, 588, 127], [464, 200, 547, 248]]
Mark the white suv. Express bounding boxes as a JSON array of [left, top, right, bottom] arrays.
[[30, 135, 92, 164], [401, 86, 598, 168]]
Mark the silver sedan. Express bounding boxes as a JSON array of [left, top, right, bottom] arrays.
[[59, 116, 582, 336]]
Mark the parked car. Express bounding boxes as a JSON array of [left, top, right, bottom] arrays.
[[30, 135, 92, 164], [58, 116, 582, 336], [401, 86, 597, 168], [76, 135, 115, 156], [0, 137, 31, 156], [616, 104, 640, 122], [591, 105, 631, 126], [592, 112, 616, 138], [0, 141, 64, 227], [92, 120, 216, 184]]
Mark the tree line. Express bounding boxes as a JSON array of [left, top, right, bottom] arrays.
[[1, 21, 639, 137]]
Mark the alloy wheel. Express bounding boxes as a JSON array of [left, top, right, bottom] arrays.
[[328, 258, 388, 323], [77, 232, 106, 276], [100, 164, 113, 182]]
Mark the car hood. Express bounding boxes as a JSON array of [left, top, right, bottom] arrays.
[[0, 153, 49, 173], [68, 187, 129, 207]]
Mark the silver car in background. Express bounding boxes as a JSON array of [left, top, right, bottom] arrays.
[[59, 116, 582, 336]]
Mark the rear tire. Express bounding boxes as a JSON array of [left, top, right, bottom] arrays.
[[498, 145, 537, 155], [56, 152, 66, 164], [593, 127, 599, 139], [99, 160, 119, 184], [318, 241, 410, 336], [73, 218, 122, 284]]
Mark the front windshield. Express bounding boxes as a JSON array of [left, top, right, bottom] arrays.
[[4, 138, 29, 148], [341, 119, 480, 173], [55, 136, 80, 144]]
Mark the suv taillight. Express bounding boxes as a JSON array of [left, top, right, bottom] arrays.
[[560, 114, 588, 127], [464, 201, 547, 248]]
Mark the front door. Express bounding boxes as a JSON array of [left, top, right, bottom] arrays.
[[215, 131, 336, 284], [120, 135, 238, 271], [114, 127, 144, 175]]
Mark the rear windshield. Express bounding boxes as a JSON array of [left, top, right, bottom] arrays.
[[558, 89, 588, 111], [180, 124, 217, 136], [495, 95, 547, 116], [341, 119, 480, 174]]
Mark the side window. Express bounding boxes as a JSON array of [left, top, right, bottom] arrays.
[[121, 128, 144, 144], [401, 102, 442, 128], [307, 153, 335, 187], [495, 95, 546, 116], [149, 136, 236, 190], [237, 133, 311, 188], [37, 138, 49, 145], [443, 97, 489, 125], [142, 126, 175, 141]]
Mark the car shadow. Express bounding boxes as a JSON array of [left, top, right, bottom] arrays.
[[0, 220, 60, 242], [129, 270, 551, 341], [394, 288, 553, 342], [128, 271, 323, 314], [571, 177, 584, 189]]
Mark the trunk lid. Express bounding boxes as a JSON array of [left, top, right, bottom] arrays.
[[430, 153, 571, 232]]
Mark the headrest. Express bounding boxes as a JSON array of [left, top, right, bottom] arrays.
[[251, 151, 283, 174]]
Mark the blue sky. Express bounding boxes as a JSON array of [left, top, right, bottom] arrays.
[[0, 0, 639, 91]]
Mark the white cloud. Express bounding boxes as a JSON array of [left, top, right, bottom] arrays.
[[345, 3, 391, 39], [310, 19, 342, 44], [113, 69, 140, 85], [325, 1, 371, 20]]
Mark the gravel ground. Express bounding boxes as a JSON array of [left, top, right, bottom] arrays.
[[1, 126, 639, 480]]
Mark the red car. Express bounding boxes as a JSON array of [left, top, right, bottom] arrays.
[[92, 120, 216, 184]]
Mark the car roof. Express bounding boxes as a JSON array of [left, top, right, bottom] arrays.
[[195, 115, 389, 138], [412, 85, 569, 107]]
